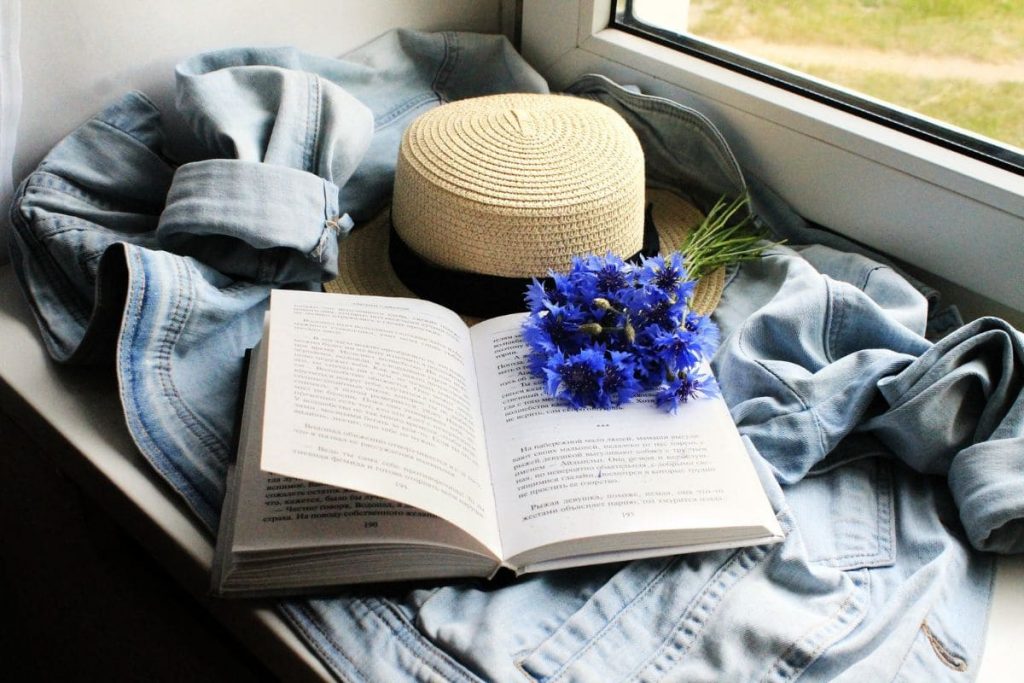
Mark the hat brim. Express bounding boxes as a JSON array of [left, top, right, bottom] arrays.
[[325, 187, 726, 323]]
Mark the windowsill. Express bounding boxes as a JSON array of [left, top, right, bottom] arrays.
[[0, 266, 332, 683]]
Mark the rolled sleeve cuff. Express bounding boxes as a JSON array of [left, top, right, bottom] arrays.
[[157, 159, 345, 284], [950, 439, 1024, 554]]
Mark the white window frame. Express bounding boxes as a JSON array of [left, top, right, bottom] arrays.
[[520, 0, 1023, 320]]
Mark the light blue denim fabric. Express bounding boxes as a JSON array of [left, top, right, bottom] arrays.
[[10, 29, 1023, 682], [9, 31, 547, 526]]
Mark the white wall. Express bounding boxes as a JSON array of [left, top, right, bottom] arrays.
[[0, 0, 21, 259], [15, 0, 508, 179]]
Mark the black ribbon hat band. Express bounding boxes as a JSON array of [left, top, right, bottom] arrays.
[[388, 205, 661, 319]]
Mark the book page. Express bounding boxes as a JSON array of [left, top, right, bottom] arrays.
[[229, 336, 495, 558], [470, 313, 781, 563], [260, 290, 501, 558]]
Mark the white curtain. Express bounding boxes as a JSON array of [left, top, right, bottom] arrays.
[[0, 0, 22, 262]]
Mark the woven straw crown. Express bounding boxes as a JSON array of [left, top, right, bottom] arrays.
[[325, 93, 726, 318], [392, 93, 646, 278]]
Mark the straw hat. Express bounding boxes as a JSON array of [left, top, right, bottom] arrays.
[[325, 93, 725, 319]]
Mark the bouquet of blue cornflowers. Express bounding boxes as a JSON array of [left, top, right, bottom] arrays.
[[522, 195, 771, 413], [522, 251, 719, 413]]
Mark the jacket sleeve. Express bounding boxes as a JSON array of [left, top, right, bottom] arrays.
[[715, 245, 1024, 553], [867, 317, 1024, 553], [160, 45, 376, 284], [161, 32, 549, 284]]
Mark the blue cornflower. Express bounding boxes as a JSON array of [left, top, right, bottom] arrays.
[[655, 370, 720, 414], [640, 253, 686, 291], [544, 348, 608, 409], [581, 253, 633, 299], [636, 286, 686, 331], [673, 278, 696, 307], [548, 271, 575, 306], [637, 253, 695, 308], [651, 327, 701, 370], [540, 350, 566, 395], [522, 302, 586, 358], [624, 332, 663, 388], [524, 278, 549, 314], [521, 251, 720, 412], [526, 350, 550, 379], [683, 311, 720, 359], [603, 350, 643, 406]]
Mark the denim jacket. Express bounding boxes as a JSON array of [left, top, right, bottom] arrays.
[[10, 29, 1024, 681]]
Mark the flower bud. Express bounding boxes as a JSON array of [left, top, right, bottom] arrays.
[[578, 323, 604, 336], [624, 321, 636, 344], [592, 297, 613, 310]]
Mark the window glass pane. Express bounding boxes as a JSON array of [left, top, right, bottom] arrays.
[[624, 0, 1024, 153]]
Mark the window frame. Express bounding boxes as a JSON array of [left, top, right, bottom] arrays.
[[519, 0, 1024, 319], [613, 2, 1024, 176]]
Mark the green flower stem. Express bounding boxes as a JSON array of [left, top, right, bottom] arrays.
[[682, 193, 780, 280]]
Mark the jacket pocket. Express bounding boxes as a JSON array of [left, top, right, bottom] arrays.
[[515, 543, 781, 682], [515, 502, 876, 682], [784, 454, 896, 571]]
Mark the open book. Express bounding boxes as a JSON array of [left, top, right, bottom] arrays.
[[211, 289, 784, 597]]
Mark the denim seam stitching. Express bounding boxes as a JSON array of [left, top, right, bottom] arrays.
[[118, 252, 217, 529], [29, 214, 132, 240], [634, 96, 741, 193], [818, 460, 895, 568], [817, 277, 844, 456], [764, 569, 870, 682], [366, 30, 453, 129], [306, 72, 324, 173], [364, 597, 483, 683], [870, 459, 886, 565], [158, 262, 224, 463], [9, 192, 104, 363], [151, 258, 228, 491], [824, 277, 844, 364], [629, 541, 780, 682], [25, 170, 164, 213], [862, 459, 895, 566], [625, 521, 794, 683], [522, 557, 680, 681], [858, 264, 888, 292], [374, 93, 439, 129], [770, 573, 868, 683], [570, 81, 747, 195], [5, 234, 81, 361], [304, 72, 315, 172], [11, 214, 92, 329], [737, 326, 807, 411], [129, 257, 225, 518], [314, 76, 325, 171], [432, 31, 459, 102], [879, 460, 895, 561], [282, 601, 371, 682], [92, 114, 161, 152], [737, 323, 828, 459]]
